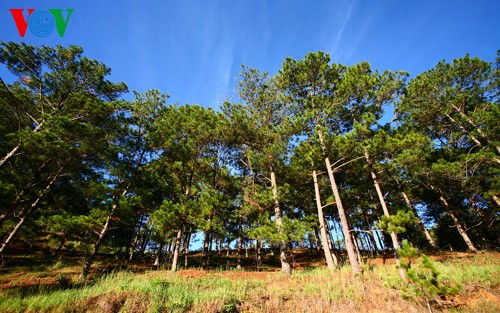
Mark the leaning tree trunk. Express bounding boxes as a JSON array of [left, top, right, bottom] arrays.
[[435, 191, 477, 252], [0, 121, 45, 169], [317, 129, 361, 275], [364, 151, 406, 281], [401, 191, 437, 248], [81, 185, 130, 279], [0, 168, 61, 255], [270, 166, 292, 275], [313, 170, 338, 269]]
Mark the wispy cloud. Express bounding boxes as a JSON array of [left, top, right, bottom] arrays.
[[329, 0, 356, 61]]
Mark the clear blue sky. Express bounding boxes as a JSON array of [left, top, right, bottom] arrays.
[[1, 0, 499, 108]]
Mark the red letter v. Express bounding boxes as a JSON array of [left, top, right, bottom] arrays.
[[9, 9, 35, 37]]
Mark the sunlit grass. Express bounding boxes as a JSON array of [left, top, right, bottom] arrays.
[[0, 252, 498, 312]]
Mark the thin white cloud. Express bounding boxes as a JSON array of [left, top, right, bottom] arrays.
[[330, 0, 356, 61]]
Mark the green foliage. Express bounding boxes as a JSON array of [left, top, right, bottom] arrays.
[[378, 211, 417, 234], [398, 240, 460, 307]]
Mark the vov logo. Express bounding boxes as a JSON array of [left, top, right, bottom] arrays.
[[9, 9, 74, 37]]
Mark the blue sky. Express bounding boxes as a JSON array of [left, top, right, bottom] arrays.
[[1, 0, 499, 109]]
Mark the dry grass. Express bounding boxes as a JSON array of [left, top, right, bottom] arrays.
[[0, 251, 498, 312]]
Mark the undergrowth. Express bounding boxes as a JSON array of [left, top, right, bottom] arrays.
[[0, 252, 498, 312]]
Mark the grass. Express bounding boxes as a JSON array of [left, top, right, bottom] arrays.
[[0, 251, 499, 312]]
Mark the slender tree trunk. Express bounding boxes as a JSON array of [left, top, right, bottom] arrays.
[[325, 224, 339, 265], [81, 182, 131, 279], [313, 170, 337, 269], [324, 156, 360, 274], [154, 242, 164, 269], [0, 168, 61, 254], [202, 227, 211, 269], [317, 129, 360, 275], [0, 122, 45, 169], [313, 227, 321, 252], [256, 239, 262, 271], [352, 232, 362, 265], [128, 219, 143, 262], [450, 104, 500, 156], [138, 224, 152, 258], [237, 215, 243, 270], [331, 220, 341, 250], [0, 215, 28, 255], [361, 208, 379, 255], [270, 166, 292, 275], [492, 195, 500, 207], [0, 177, 37, 228], [364, 150, 406, 281], [437, 193, 477, 252], [184, 228, 191, 269], [401, 191, 436, 248], [171, 224, 184, 272], [81, 204, 116, 278], [374, 223, 385, 252], [165, 238, 174, 267]]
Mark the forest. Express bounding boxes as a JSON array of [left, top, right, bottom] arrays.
[[0, 41, 499, 312]]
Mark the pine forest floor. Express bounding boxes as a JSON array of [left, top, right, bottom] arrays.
[[0, 248, 499, 313]]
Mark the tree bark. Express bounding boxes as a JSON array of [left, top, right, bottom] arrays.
[[202, 226, 211, 269], [154, 242, 164, 269], [313, 170, 337, 269], [437, 193, 477, 252], [401, 191, 437, 248], [492, 195, 500, 207], [171, 224, 184, 272], [0, 121, 45, 168], [183, 228, 191, 269], [0, 168, 61, 254], [361, 207, 379, 255], [237, 215, 243, 270], [316, 128, 360, 275], [364, 150, 406, 281], [270, 166, 292, 275]]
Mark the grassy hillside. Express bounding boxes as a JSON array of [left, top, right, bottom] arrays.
[[0, 250, 499, 312]]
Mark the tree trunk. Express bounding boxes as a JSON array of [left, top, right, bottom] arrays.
[[128, 220, 143, 262], [313, 227, 321, 251], [0, 122, 45, 169], [361, 208, 379, 255], [237, 215, 243, 270], [324, 224, 339, 265], [171, 225, 184, 272], [81, 183, 131, 279], [401, 191, 436, 248], [0, 168, 61, 254], [450, 104, 500, 156], [352, 232, 362, 265], [365, 151, 406, 281], [202, 228, 211, 269], [492, 195, 500, 207], [270, 166, 292, 275], [324, 155, 360, 274], [438, 194, 477, 252], [256, 239, 262, 271], [313, 170, 337, 269], [154, 242, 164, 269], [183, 228, 191, 269], [138, 224, 152, 258], [317, 129, 360, 275]]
